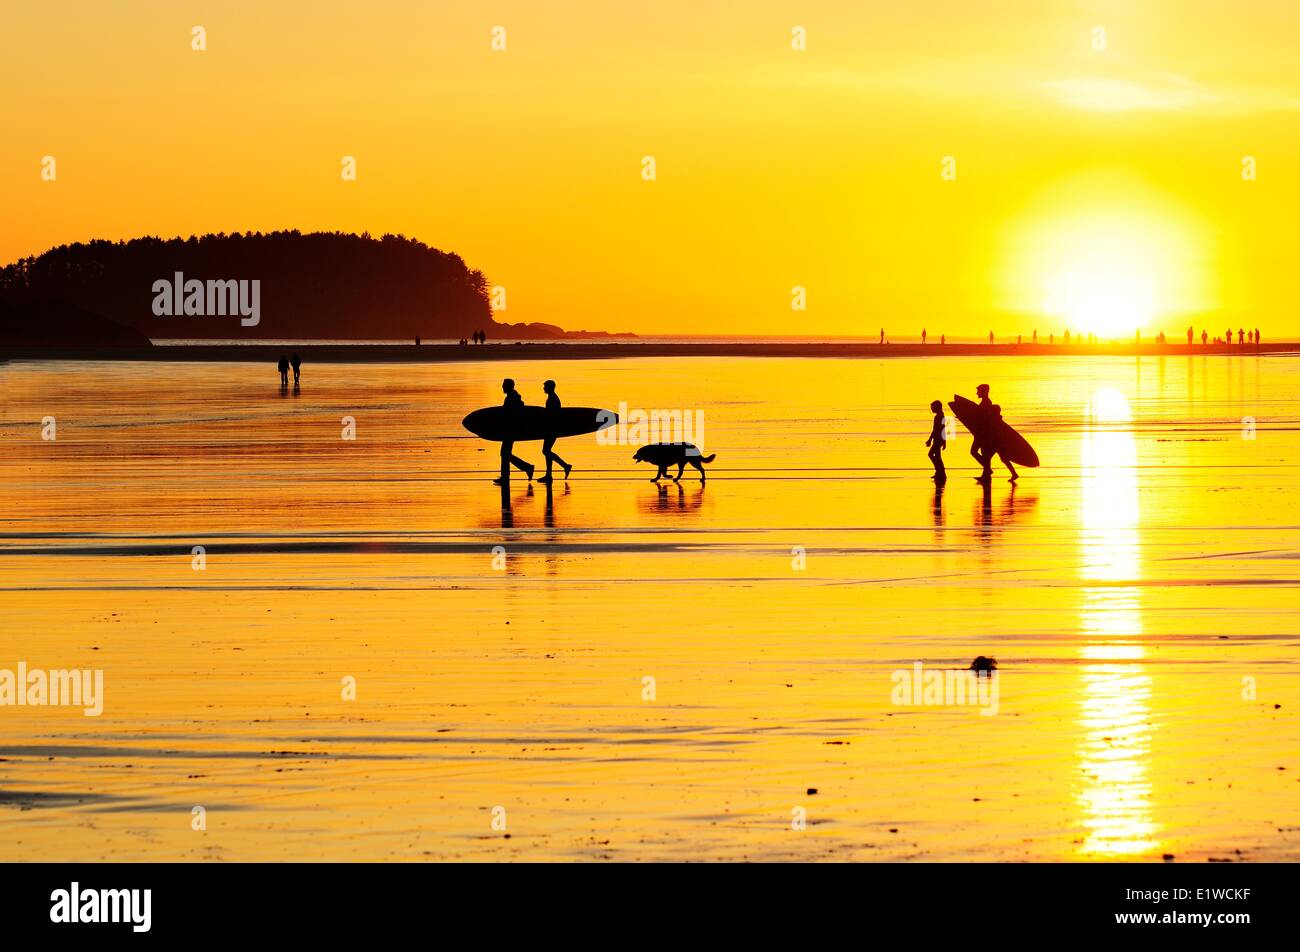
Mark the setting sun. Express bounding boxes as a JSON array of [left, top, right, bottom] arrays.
[[998, 173, 1216, 338]]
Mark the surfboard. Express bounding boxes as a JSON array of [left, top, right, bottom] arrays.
[[462, 406, 618, 443], [948, 394, 1040, 468]]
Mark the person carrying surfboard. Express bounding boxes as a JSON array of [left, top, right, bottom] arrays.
[[536, 380, 572, 484], [969, 384, 994, 478], [965, 384, 1021, 482], [493, 379, 535, 486], [963, 384, 1015, 481]]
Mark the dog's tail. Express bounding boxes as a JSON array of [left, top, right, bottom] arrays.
[[700, 454, 716, 464]]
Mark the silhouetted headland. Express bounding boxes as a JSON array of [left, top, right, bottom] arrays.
[[0, 231, 633, 346]]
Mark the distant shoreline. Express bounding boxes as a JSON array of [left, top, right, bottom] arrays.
[[3, 341, 1298, 362]]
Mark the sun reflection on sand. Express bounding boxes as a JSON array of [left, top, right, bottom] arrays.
[[1076, 387, 1158, 856]]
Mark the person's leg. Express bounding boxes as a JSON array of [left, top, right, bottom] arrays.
[[542, 439, 568, 479], [1002, 454, 1018, 481], [539, 438, 556, 481], [510, 452, 534, 480], [495, 442, 511, 483]]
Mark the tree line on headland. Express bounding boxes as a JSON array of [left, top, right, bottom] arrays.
[[0, 231, 619, 345]]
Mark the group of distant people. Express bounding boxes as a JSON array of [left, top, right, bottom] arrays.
[[276, 352, 301, 387], [1188, 326, 1261, 346], [899, 327, 1267, 347], [496, 378, 571, 486]]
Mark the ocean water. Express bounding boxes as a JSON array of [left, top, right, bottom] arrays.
[[0, 354, 1296, 860]]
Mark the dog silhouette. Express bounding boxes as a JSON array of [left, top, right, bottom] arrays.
[[632, 443, 716, 483]]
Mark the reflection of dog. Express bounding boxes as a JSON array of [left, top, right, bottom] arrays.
[[632, 443, 716, 482]]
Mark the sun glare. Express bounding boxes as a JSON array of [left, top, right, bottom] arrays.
[[999, 174, 1215, 339]]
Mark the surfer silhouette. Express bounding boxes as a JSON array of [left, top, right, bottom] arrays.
[[969, 383, 993, 477], [536, 380, 573, 484], [925, 399, 947, 481], [493, 379, 535, 486], [965, 383, 1020, 482]]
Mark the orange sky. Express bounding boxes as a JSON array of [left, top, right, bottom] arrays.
[[4, 1, 1300, 336]]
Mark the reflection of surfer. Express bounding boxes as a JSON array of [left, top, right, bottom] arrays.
[[536, 380, 573, 484], [494, 378, 535, 486]]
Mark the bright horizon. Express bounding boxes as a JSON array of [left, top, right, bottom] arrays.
[[5, 1, 1299, 337]]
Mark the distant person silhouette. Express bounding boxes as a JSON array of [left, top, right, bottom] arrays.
[[926, 400, 947, 482], [1238, 328, 1245, 345], [1187, 326, 1194, 345], [989, 331, 994, 344], [1255, 328, 1261, 345], [1032, 329, 1037, 344], [922, 328, 927, 344], [290, 352, 301, 385], [940, 334, 945, 345], [1202, 329, 1208, 345], [277, 354, 289, 386], [493, 378, 535, 486], [536, 379, 572, 484], [880, 328, 885, 344]]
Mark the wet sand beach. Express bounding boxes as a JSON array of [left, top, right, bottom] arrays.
[[1, 354, 1297, 861]]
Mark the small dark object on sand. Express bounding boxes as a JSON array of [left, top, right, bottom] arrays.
[[806, 788, 817, 795], [969, 656, 998, 672]]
